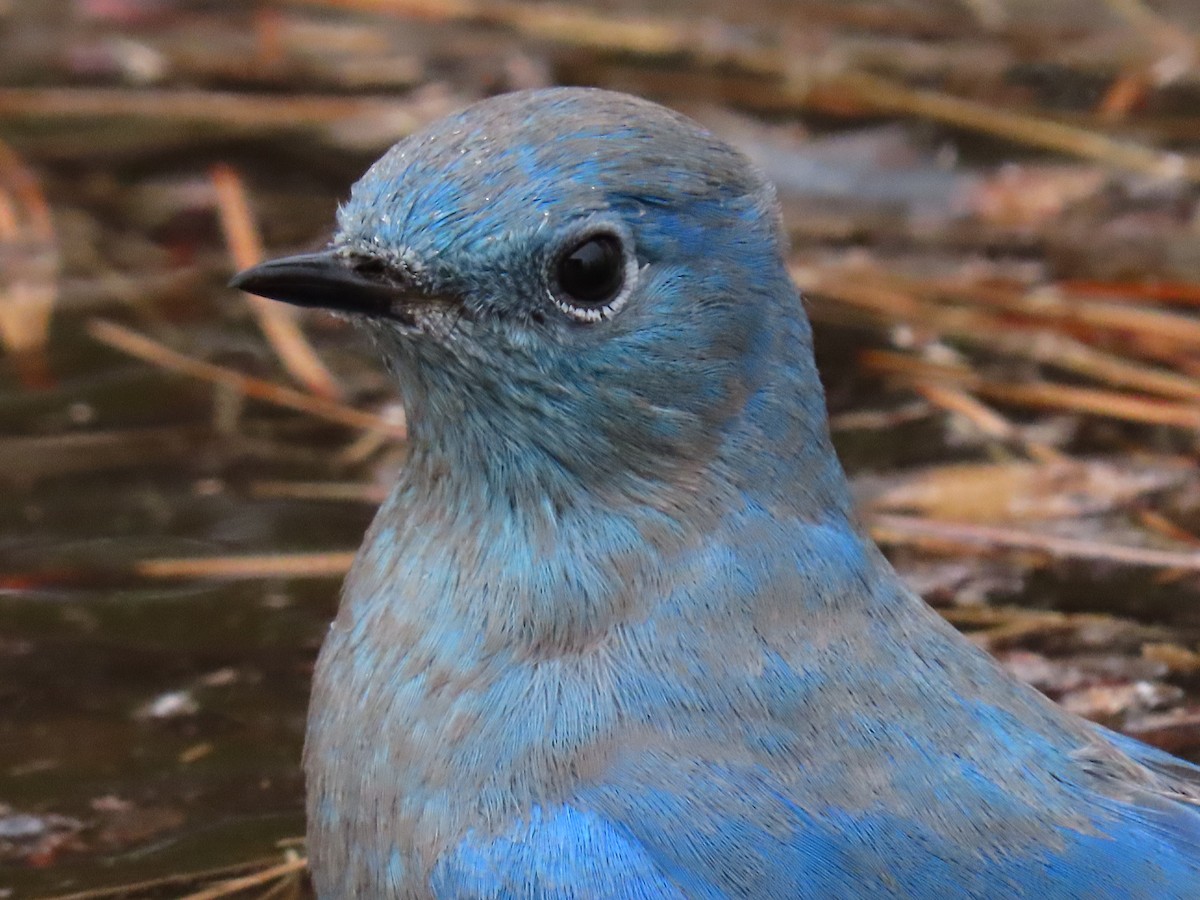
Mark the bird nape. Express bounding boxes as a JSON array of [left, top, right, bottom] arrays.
[[233, 88, 1200, 899]]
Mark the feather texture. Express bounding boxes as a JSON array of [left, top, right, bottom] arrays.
[[239, 88, 1200, 898]]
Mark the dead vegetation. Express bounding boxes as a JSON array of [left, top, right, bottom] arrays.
[[5, 0, 1200, 895]]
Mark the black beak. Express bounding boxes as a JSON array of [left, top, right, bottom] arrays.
[[229, 250, 409, 318]]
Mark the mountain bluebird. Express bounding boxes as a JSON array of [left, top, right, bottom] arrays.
[[232, 88, 1200, 898]]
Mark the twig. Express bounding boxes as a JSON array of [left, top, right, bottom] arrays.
[[1137, 509, 1200, 548], [0, 87, 433, 131], [864, 349, 1200, 430], [250, 480, 387, 503], [912, 382, 1066, 464], [1057, 279, 1200, 306], [1016, 293, 1200, 348], [39, 857, 288, 900], [284, 0, 1069, 42], [976, 379, 1200, 430], [284, 0, 750, 62], [1015, 333, 1200, 402], [4, 27, 1194, 185], [255, 866, 305, 900], [828, 400, 935, 432], [1097, 69, 1151, 121], [809, 69, 1200, 181], [0, 137, 58, 382], [871, 513, 1200, 571], [334, 425, 395, 465], [178, 856, 309, 900], [212, 163, 343, 400], [136, 552, 356, 579], [87, 318, 406, 438], [1100, 0, 1198, 85], [916, 375, 1193, 552], [800, 266, 1200, 400]]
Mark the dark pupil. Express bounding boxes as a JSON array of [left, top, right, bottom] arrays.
[[557, 235, 623, 306]]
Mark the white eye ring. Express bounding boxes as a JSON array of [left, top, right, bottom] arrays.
[[549, 230, 638, 323], [550, 286, 632, 322]]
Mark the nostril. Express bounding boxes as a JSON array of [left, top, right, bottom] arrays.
[[348, 254, 419, 292], [349, 255, 388, 278]]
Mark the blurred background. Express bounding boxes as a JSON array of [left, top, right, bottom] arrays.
[[4, 0, 1200, 896]]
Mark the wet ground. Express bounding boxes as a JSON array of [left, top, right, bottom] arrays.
[[0, 326, 374, 895]]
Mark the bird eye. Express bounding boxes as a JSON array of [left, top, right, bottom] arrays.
[[552, 233, 629, 322]]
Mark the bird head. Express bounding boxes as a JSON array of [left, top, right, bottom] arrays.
[[233, 88, 849, 517]]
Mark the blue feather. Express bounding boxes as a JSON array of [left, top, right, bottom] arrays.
[[235, 87, 1200, 897]]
